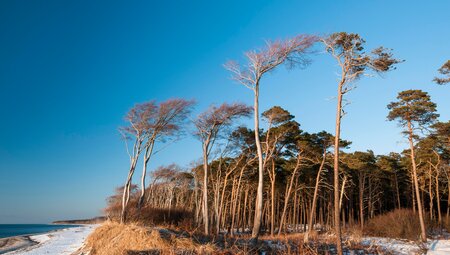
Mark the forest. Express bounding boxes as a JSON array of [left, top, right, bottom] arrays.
[[88, 32, 449, 254]]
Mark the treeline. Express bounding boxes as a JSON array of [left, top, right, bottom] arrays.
[[105, 32, 449, 255], [53, 217, 106, 224]]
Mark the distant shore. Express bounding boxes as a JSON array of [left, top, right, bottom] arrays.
[[52, 216, 105, 225]]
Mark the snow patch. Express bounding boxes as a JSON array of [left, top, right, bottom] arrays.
[[361, 237, 422, 255], [28, 234, 51, 244], [428, 239, 450, 255], [6, 225, 97, 255]]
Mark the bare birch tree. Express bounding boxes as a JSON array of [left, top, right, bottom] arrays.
[[137, 99, 195, 209], [194, 103, 252, 235], [119, 103, 155, 223], [224, 35, 318, 241]]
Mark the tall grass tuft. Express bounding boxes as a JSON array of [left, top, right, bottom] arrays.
[[364, 208, 428, 240]]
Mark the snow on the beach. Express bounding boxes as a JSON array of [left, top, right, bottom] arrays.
[[362, 237, 422, 254], [362, 237, 450, 255], [28, 234, 50, 243], [6, 225, 96, 255], [428, 239, 450, 255]]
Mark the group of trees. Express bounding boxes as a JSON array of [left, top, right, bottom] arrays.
[[113, 32, 448, 255]]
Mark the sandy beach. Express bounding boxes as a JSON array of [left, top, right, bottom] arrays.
[[0, 225, 96, 255]]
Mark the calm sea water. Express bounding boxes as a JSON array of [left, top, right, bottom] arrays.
[[0, 224, 79, 238]]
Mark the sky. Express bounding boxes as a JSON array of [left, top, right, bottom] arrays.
[[0, 1, 449, 223]]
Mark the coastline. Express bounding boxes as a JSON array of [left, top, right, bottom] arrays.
[[0, 224, 96, 255], [0, 236, 37, 254]]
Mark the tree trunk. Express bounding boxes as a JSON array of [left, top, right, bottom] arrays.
[[411, 174, 416, 213], [436, 169, 442, 225], [407, 120, 427, 242], [230, 176, 237, 236], [270, 160, 276, 236], [194, 175, 201, 225], [121, 158, 138, 223], [359, 172, 365, 229], [138, 141, 155, 209], [217, 170, 231, 235], [333, 85, 344, 255], [433, 153, 442, 225], [202, 141, 210, 235], [278, 158, 301, 235], [429, 168, 434, 221], [305, 151, 326, 241], [339, 175, 347, 212], [252, 85, 264, 241], [394, 172, 401, 208]]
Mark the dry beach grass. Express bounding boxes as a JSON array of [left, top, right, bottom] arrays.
[[84, 221, 216, 255]]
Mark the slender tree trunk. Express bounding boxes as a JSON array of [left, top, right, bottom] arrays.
[[121, 158, 138, 223], [194, 175, 201, 224], [339, 175, 347, 212], [394, 172, 401, 208], [252, 84, 264, 241], [433, 153, 442, 225], [138, 141, 155, 209], [217, 171, 231, 235], [333, 85, 344, 255], [436, 169, 442, 225], [411, 174, 416, 213], [359, 173, 365, 229], [305, 151, 326, 241], [293, 179, 298, 231], [213, 159, 223, 235], [270, 160, 276, 236], [235, 165, 246, 224], [429, 169, 434, 220], [230, 176, 237, 237], [243, 185, 248, 232], [278, 159, 301, 235], [407, 120, 427, 242], [202, 140, 211, 235]]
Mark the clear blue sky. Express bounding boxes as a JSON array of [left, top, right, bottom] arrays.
[[0, 1, 448, 223]]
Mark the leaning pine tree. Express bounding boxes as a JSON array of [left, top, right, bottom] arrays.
[[387, 89, 439, 242], [322, 32, 401, 255]]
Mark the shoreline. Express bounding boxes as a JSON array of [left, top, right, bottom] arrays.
[[0, 236, 37, 254], [0, 224, 96, 255], [0, 224, 81, 254]]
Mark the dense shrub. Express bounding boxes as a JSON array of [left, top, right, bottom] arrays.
[[364, 208, 429, 240], [104, 195, 193, 228], [132, 206, 194, 227], [105, 199, 193, 227]]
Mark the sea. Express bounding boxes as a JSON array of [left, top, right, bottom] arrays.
[[0, 224, 79, 239]]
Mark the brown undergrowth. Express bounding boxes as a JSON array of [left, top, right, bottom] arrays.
[[84, 221, 216, 255], [105, 200, 193, 228], [364, 208, 430, 240], [85, 221, 394, 255]]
